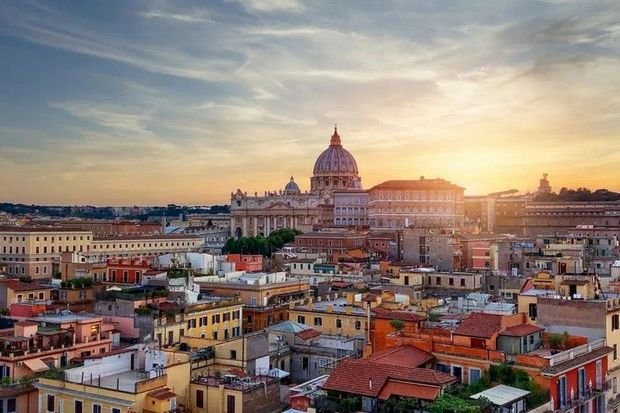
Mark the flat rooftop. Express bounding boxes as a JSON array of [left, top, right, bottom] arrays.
[[77, 370, 149, 392], [295, 298, 367, 316], [31, 313, 101, 324]]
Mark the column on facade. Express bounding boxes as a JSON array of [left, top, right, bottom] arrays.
[[254, 216, 258, 236], [242, 217, 248, 237], [265, 216, 270, 235]]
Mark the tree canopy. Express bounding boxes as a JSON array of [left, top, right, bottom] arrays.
[[534, 188, 620, 202], [222, 228, 301, 256]]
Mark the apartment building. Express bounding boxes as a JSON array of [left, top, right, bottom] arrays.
[[0, 227, 203, 279], [35, 345, 191, 413], [0, 313, 114, 382], [0, 279, 52, 309], [89, 233, 203, 260], [196, 272, 309, 333], [0, 227, 92, 278], [367, 178, 465, 230]]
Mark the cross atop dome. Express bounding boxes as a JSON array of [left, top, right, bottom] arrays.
[[330, 124, 341, 146]]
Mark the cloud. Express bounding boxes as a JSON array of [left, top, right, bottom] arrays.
[[138, 9, 212, 23], [0, 0, 619, 204]]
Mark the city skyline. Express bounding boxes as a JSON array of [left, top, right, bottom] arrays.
[[1, 1, 619, 206]]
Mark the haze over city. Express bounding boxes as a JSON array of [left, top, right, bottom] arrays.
[[1, 0, 619, 206]]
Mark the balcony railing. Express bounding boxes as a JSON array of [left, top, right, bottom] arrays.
[[555, 384, 606, 412]]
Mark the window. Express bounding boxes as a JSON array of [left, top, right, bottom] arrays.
[[449, 278, 454, 286], [558, 376, 567, 407], [578, 368, 586, 397], [469, 368, 481, 384], [230, 350, 237, 359], [297, 315, 305, 324], [5, 399, 16, 413], [227, 395, 236, 413], [336, 319, 342, 328], [355, 321, 362, 330], [47, 394, 55, 412], [313, 317, 322, 326], [223, 312, 230, 321], [196, 390, 204, 408], [460, 278, 465, 287], [528, 303, 537, 319], [75, 400, 83, 413], [435, 276, 441, 285], [93, 404, 102, 413], [614, 344, 618, 361], [613, 314, 620, 331], [302, 357, 309, 370]]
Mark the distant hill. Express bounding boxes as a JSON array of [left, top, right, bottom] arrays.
[[534, 188, 620, 202]]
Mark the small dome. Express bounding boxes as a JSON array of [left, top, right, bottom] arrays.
[[284, 176, 300, 194], [312, 127, 359, 175]]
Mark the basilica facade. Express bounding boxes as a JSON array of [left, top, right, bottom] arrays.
[[230, 127, 362, 237]]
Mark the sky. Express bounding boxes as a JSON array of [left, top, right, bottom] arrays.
[[0, 0, 619, 206]]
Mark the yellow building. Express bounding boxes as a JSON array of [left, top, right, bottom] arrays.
[[153, 298, 244, 347], [287, 294, 369, 338], [35, 345, 190, 413], [189, 373, 281, 413]]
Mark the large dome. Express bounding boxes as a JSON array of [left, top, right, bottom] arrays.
[[310, 127, 362, 195], [312, 127, 359, 175]]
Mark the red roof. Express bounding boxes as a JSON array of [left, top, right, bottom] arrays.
[[148, 388, 176, 400], [296, 329, 321, 341], [378, 381, 440, 401], [362, 294, 378, 302], [15, 321, 39, 327], [454, 312, 504, 339], [0, 280, 52, 292], [331, 281, 353, 288], [369, 179, 464, 192], [374, 310, 425, 322], [500, 324, 544, 337], [369, 346, 434, 369], [323, 359, 455, 398]]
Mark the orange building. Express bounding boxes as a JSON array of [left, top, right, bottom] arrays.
[[226, 254, 263, 272]]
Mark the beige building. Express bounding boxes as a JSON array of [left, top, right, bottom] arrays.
[[0, 227, 203, 279], [367, 178, 465, 230], [89, 233, 203, 260], [0, 227, 92, 278]]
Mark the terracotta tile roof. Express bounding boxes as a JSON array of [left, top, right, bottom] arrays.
[[500, 324, 544, 337], [15, 320, 39, 327], [373, 310, 425, 322], [296, 329, 321, 341], [540, 346, 613, 376], [377, 381, 440, 401], [0, 280, 53, 292], [362, 294, 378, 302], [369, 346, 434, 368], [454, 312, 504, 339], [323, 358, 455, 398], [331, 281, 353, 288], [148, 388, 177, 400]]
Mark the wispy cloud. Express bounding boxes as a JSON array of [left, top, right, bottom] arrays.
[[0, 0, 619, 204]]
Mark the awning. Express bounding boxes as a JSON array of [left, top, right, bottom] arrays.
[[269, 368, 290, 379], [23, 358, 50, 372]]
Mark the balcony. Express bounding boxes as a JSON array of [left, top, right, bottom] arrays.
[[554, 384, 605, 412]]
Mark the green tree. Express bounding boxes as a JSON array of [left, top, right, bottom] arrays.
[[389, 319, 405, 334]]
